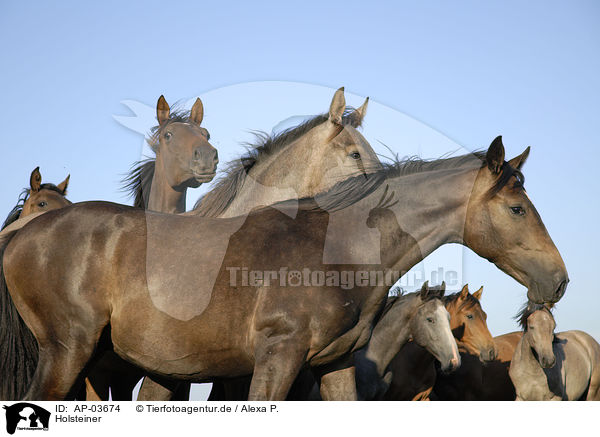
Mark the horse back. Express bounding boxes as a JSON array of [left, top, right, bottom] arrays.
[[551, 330, 600, 400]]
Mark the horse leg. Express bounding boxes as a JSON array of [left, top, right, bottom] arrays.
[[248, 341, 307, 401], [208, 379, 252, 401], [24, 338, 100, 401], [85, 375, 109, 401], [171, 383, 191, 401], [94, 352, 144, 401], [109, 372, 142, 401], [412, 387, 433, 401], [207, 381, 227, 401], [313, 356, 357, 401], [137, 376, 180, 401]]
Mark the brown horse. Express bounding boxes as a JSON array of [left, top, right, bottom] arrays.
[[1, 136, 567, 400], [192, 87, 378, 218], [353, 282, 460, 400], [431, 329, 522, 401], [2, 167, 70, 231], [209, 282, 460, 401], [0, 167, 70, 400], [509, 303, 600, 400], [384, 284, 496, 400], [123, 95, 218, 213], [88, 95, 218, 401], [142, 87, 381, 401]]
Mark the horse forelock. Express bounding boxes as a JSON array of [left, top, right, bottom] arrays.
[[443, 291, 481, 313], [147, 107, 209, 153], [516, 302, 553, 331]]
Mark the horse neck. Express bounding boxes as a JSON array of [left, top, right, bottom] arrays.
[[361, 295, 419, 377], [332, 166, 477, 292], [221, 135, 332, 218], [317, 167, 478, 357], [147, 154, 187, 214]]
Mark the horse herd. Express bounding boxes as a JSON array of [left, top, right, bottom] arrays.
[[0, 88, 598, 401]]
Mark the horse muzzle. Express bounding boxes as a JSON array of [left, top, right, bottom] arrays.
[[527, 274, 569, 304], [539, 355, 556, 369], [440, 355, 461, 374], [480, 346, 497, 363]]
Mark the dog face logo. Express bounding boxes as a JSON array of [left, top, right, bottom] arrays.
[[3, 403, 50, 434]]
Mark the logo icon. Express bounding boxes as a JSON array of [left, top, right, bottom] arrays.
[[3, 403, 50, 435]]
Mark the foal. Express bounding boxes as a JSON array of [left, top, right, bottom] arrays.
[[384, 284, 496, 400], [509, 303, 600, 401], [354, 282, 460, 400]]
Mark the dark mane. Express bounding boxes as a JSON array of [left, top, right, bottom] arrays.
[[516, 302, 553, 330], [381, 150, 524, 195], [1, 184, 64, 230], [443, 291, 481, 311], [121, 159, 155, 209], [121, 107, 200, 209], [282, 148, 524, 215], [310, 147, 527, 213], [381, 295, 400, 317], [193, 108, 359, 217]]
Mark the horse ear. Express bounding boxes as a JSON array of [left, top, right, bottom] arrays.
[[157, 95, 170, 125], [190, 97, 204, 126], [57, 175, 70, 195], [508, 146, 530, 171], [486, 136, 505, 174], [329, 87, 346, 125], [440, 281, 446, 294], [459, 284, 469, 300], [419, 281, 430, 298], [348, 97, 369, 127], [472, 286, 483, 301], [30, 167, 42, 192]]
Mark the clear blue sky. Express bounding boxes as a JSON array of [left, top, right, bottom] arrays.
[[1, 1, 599, 399]]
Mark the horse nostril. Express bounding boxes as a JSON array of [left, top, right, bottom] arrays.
[[213, 149, 219, 163], [555, 280, 568, 299], [450, 357, 460, 370]]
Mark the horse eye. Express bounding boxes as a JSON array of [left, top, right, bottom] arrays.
[[510, 206, 525, 216], [426, 317, 434, 323], [38, 201, 47, 208], [350, 152, 361, 160], [466, 314, 474, 320], [164, 132, 172, 140]]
